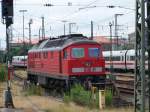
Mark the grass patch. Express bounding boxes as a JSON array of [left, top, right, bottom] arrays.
[[43, 109, 53, 112], [64, 84, 113, 109], [24, 84, 43, 96], [64, 94, 71, 104], [105, 89, 113, 107], [64, 84, 99, 108], [0, 65, 7, 82]]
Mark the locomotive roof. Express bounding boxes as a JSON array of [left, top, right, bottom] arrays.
[[29, 34, 100, 52]]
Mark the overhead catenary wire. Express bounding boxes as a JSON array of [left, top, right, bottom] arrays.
[[13, 0, 135, 38], [15, 0, 100, 7]]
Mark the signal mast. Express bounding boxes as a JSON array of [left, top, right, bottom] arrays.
[[1, 0, 14, 108]]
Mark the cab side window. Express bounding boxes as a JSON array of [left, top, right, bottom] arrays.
[[63, 50, 68, 59]]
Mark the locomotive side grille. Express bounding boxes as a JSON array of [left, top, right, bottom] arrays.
[[91, 67, 102, 72], [72, 68, 84, 73], [72, 67, 102, 73]]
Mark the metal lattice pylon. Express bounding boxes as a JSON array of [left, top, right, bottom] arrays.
[[135, 0, 150, 112], [147, 1, 150, 112]]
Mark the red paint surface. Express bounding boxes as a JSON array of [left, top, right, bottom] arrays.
[[28, 43, 105, 77]]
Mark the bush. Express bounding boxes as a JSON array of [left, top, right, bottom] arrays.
[[64, 84, 113, 108], [70, 84, 89, 105], [0, 65, 7, 82], [64, 84, 99, 108]]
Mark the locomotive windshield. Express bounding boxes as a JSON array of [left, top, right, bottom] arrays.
[[72, 48, 84, 58], [88, 48, 100, 57]]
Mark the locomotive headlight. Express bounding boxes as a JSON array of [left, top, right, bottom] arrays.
[[91, 67, 102, 72], [85, 62, 92, 67]]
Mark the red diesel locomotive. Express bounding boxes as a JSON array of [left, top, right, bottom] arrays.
[[27, 34, 105, 89]]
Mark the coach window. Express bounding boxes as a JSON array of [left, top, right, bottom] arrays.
[[122, 56, 124, 61], [127, 56, 130, 61], [72, 48, 84, 58], [145, 56, 148, 61], [22, 58, 27, 61], [130, 56, 135, 61], [104, 57, 109, 61], [112, 56, 120, 61], [88, 48, 100, 57]]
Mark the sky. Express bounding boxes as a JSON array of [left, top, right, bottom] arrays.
[[0, 0, 135, 49]]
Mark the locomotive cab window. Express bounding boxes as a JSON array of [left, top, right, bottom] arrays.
[[88, 48, 100, 57], [72, 48, 84, 58]]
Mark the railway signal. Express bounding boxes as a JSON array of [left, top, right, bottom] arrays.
[[1, 0, 14, 108], [2, 0, 13, 16], [1, 0, 13, 24]]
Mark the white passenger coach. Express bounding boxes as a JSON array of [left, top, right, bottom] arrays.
[[103, 49, 148, 71], [12, 56, 27, 67]]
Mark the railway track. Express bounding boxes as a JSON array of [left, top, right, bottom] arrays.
[[14, 69, 134, 105], [115, 73, 134, 94], [14, 69, 63, 100], [13, 71, 48, 112], [107, 72, 134, 93], [113, 73, 134, 104], [114, 73, 134, 94], [106, 72, 135, 104]]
